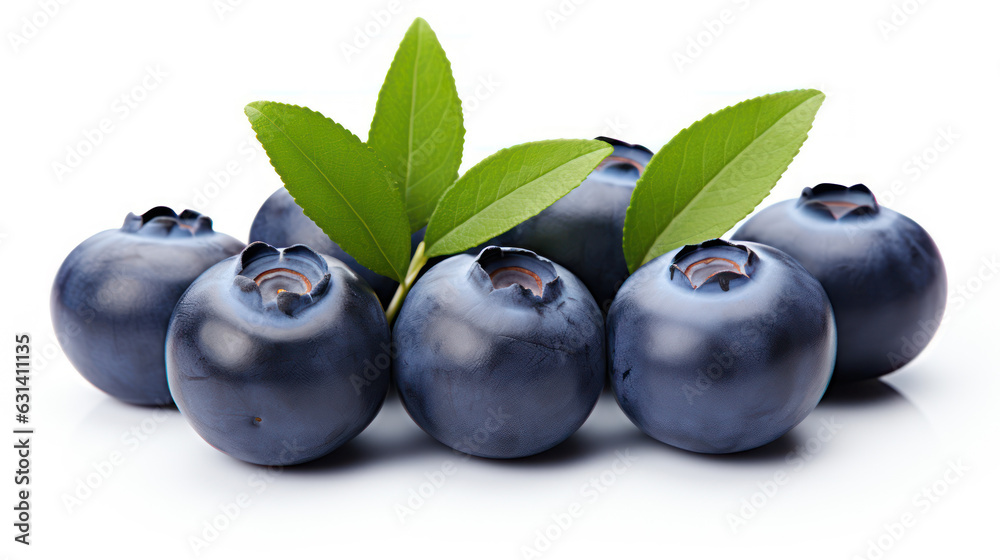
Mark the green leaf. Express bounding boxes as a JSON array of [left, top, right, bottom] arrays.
[[423, 139, 613, 258], [368, 17, 465, 233], [623, 89, 825, 273], [245, 101, 411, 283]]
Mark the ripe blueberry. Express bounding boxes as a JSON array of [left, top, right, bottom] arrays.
[[51, 208, 244, 405], [166, 242, 390, 466], [489, 138, 653, 311], [392, 246, 606, 459], [607, 239, 835, 454], [732, 183, 947, 381], [249, 187, 425, 307]]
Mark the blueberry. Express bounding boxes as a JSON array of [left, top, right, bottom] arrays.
[[732, 183, 947, 382], [607, 239, 835, 454], [51, 208, 244, 406], [249, 187, 425, 307], [489, 138, 653, 311], [392, 246, 606, 459], [166, 242, 390, 466]]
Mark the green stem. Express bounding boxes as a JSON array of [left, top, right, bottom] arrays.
[[385, 241, 428, 324]]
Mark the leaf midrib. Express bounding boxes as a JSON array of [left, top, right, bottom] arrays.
[[248, 104, 403, 281], [404, 24, 422, 202], [429, 148, 608, 252], [640, 94, 819, 265]]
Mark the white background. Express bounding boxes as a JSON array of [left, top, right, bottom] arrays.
[[3, 0, 998, 558]]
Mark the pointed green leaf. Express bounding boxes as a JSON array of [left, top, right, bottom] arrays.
[[245, 101, 410, 283], [368, 17, 465, 233], [623, 89, 825, 272], [424, 139, 613, 258]]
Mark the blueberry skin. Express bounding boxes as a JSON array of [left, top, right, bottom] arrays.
[[51, 208, 244, 406], [607, 240, 835, 454], [393, 247, 606, 459], [166, 242, 390, 466], [249, 187, 424, 307], [732, 183, 947, 382], [490, 138, 653, 312]]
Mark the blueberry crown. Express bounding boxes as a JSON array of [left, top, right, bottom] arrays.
[[232, 242, 332, 316], [593, 136, 653, 178], [472, 246, 563, 304], [121, 207, 216, 238], [670, 239, 755, 292], [594, 136, 653, 156], [797, 183, 879, 220]]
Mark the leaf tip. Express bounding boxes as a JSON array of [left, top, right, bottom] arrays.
[[410, 16, 430, 31], [244, 101, 264, 118], [802, 89, 826, 106]]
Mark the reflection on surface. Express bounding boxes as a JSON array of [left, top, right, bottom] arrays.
[[56, 366, 949, 560], [71, 391, 179, 442], [67, 373, 935, 477], [821, 378, 914, 407], [283, 376, 936, 473]]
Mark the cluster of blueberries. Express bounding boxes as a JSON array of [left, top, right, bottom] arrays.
[[51, 139, 947, 466]]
